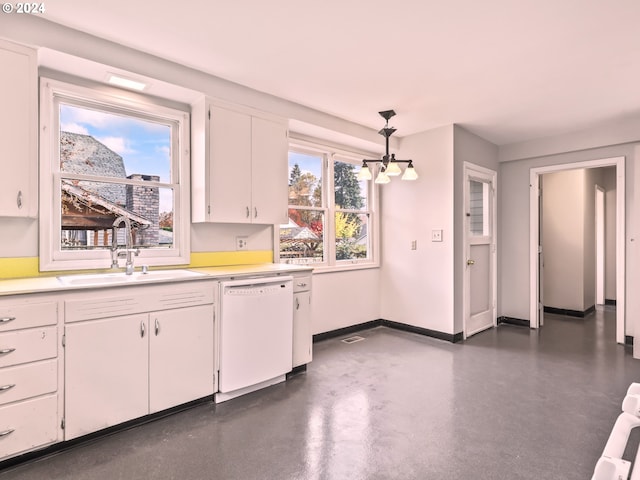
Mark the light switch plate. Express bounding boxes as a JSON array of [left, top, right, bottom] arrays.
[[431, 229, 443, 242]]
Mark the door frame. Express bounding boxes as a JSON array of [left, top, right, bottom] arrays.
[[463, 162, 497, 339], [595, 184, 605, 305], [529, 156, 625, 344]]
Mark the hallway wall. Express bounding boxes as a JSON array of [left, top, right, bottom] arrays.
[[541, 169, 586, 311]]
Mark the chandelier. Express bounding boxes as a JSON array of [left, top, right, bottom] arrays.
[[357, 110, 418, 184]]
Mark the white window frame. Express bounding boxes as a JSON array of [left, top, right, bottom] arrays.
[[39, 77, 191, 271], [277, 139, 379, 272]]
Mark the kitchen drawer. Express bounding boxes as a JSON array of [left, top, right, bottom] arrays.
[[0, 394, 58, 460], [0, 302, 57, 332], [0, 327, 57, 368], [293, 276, 312, 293], [0, 359, 57, 406]]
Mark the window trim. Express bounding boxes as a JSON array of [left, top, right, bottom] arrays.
[[39, 76, 191, 272], [277, 138, 380, 272]]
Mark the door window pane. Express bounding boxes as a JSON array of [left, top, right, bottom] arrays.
[[469, 180, 490, 236]]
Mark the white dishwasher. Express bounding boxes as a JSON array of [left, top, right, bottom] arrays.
[[216, 276, 293, 403]]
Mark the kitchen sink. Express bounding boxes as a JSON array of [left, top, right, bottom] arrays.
[[57, 269, 207, 286]]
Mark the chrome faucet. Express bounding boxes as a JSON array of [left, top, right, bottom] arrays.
[[111, 215, 139, 275]]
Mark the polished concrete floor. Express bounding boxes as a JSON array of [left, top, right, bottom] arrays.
[[2, 307, 638, 479]]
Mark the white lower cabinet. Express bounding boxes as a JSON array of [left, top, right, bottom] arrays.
[[63, 282, 216, 440], [65, 314, 149, 439], [0, 295, 61, 460], [149, 305, 214, 414], [292, 275, 312, 368]]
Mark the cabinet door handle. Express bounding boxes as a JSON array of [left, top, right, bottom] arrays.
[[246, 206, 250, 218], [16, 191, 22, 209], [254, 207, 258, 218], [0, 317, 15, 324], [0, 429, 14, 438], [140, 321, 146, 338], [155, 318, 160, 336], [0, 348, 15, 356], [295, 298, 300, 310], [0, 384, 15, 392]]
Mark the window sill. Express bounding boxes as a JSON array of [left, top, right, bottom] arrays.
[[283, 262, 379, 275]]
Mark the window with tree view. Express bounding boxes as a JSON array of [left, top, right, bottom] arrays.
[[279, 147, 374, 268]]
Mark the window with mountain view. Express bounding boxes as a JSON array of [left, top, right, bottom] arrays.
[[279, 147, 376, 268], [39, 77, 190, 271]]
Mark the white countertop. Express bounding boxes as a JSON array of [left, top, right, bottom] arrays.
[[0, 263, 313, 296]]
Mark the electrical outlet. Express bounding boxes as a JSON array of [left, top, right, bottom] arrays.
[[431, 229, 443, 242], [236, 236, 248, 251], [411, 240, 417, 250]]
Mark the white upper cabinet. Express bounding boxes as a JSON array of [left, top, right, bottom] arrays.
[[0, 40, 37, 217], [251, 116, 289, 224], [192, 99, 289, 224]]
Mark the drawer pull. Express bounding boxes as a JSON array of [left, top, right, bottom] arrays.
[[0, 348, 15, 356], [0, 317, 15, 324], [0, 384, 15, 392], [297, 282, 307, 287], [0, 429, 14, 438]]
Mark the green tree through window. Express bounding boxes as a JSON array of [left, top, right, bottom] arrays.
[[280, 148, 374, 268]]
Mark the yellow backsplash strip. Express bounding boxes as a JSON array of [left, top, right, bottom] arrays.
[[189, 251, 273, 267], [0, 251, 274, 280], [0, 257, 40, 279]]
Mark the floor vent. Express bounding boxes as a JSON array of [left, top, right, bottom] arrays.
[[341, 335, 365, 344]]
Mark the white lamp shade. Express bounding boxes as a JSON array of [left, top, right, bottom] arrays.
[[357, 164, 372, 181], [385, 161, 401, 176], [375, 169, 390, 184], [401, 164, 418, 180]]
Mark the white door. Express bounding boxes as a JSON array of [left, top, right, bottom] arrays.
[[463, 163, 497, 338]]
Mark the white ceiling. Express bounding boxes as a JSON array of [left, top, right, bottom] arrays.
[[40, 0, 640, 145]]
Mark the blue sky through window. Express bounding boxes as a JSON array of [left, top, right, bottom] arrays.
[[289, 151, 321, 180], [60, 103, 173, 213], [60, 104, 171, 183]]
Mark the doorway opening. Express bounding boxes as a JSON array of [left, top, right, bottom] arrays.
[[529, 157, 625, 344]]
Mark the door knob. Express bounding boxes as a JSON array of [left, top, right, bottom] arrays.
[[467, 259, 475, 266]]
